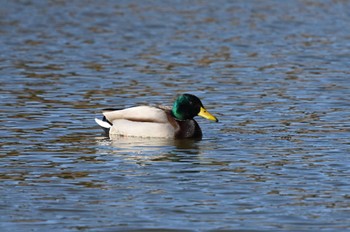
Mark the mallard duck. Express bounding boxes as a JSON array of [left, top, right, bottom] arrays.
[[95, 94, 218, 139]]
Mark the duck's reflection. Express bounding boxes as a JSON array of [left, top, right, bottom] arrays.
[[96, 136, 202, 163], [109, 135, 200, 149]]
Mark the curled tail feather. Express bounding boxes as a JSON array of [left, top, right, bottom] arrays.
[[95, 117, 112, 136]]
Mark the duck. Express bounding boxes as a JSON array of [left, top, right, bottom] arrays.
[[95, 93, 218, 139]]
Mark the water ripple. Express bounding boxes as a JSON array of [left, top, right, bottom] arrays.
[[1, 0, 350, 231]]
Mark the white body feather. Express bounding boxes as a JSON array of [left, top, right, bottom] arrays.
[[100, 106, 177, 138], [110, 119, 176, 138]]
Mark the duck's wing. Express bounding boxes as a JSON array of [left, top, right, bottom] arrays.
[[102, 106, 170, 124]]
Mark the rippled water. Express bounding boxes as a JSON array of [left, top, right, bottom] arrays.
[[1, 0, 350, 231]]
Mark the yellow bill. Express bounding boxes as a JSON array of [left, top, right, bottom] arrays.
[[198, 107, 219, 122]]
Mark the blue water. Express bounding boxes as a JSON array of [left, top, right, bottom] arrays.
[[1, 0, 350, 231]]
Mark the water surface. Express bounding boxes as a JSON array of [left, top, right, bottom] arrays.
[[1, 0, 350, 231]]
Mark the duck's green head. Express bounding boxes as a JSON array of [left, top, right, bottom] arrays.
[[172, 94, 219, 122]]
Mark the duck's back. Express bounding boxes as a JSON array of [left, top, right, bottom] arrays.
[[103, 106, 169, 123]]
